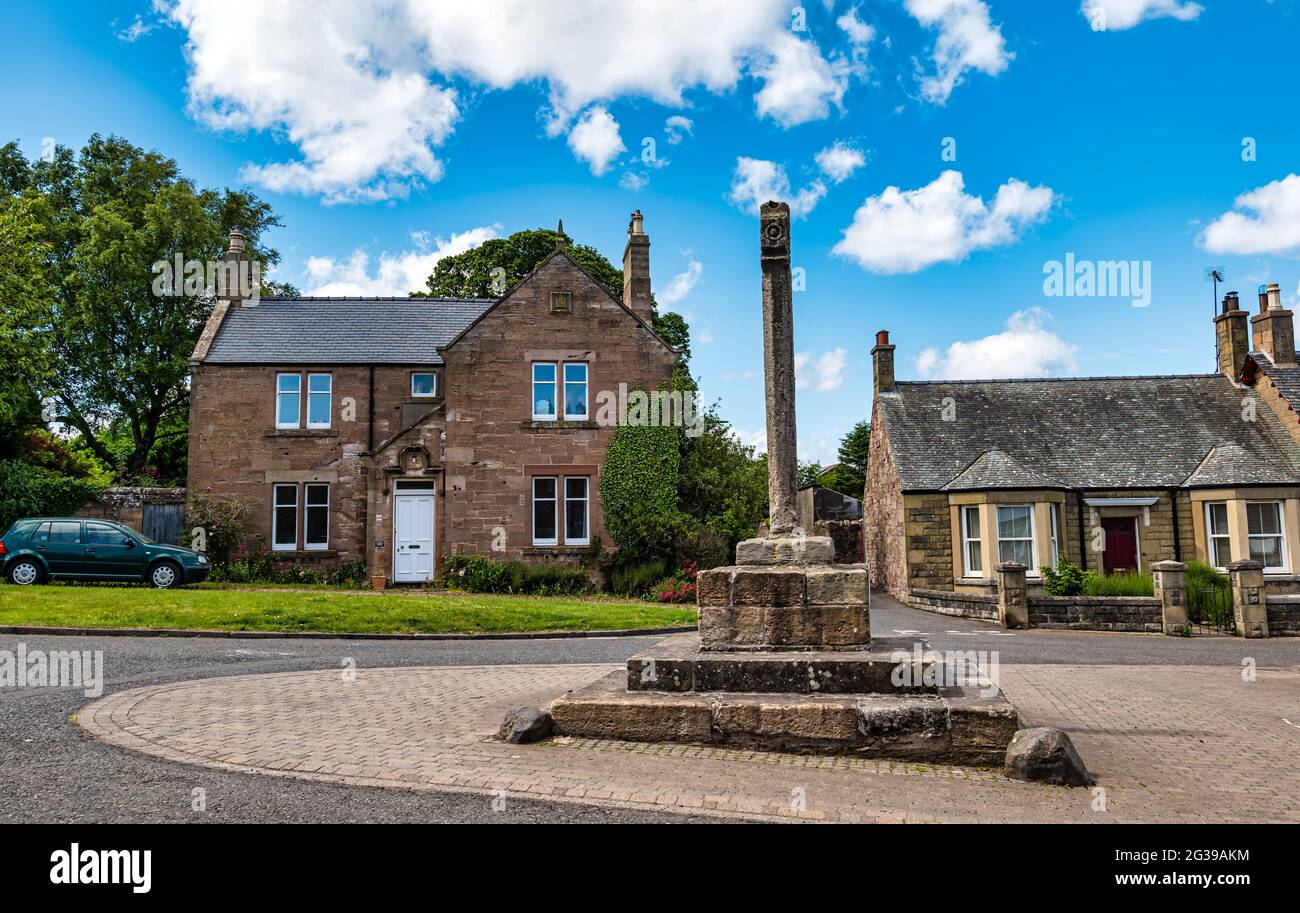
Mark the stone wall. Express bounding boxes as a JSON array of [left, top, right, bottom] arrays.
[[1060, 490, 1193, 572], [815, 519, 863, 563], [908, 588, 998, 621], [1265, 596, 1300, 636], [904, 493, 952, 592], [1028, 596, 1163, 632], [75, 487, 186, 536]]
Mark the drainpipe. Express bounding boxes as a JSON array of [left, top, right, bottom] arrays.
[[1075, 489, 1088, 572], [1167, 487, 1182, 561]]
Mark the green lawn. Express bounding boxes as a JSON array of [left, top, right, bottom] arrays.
[[0, 584, 696, 635]]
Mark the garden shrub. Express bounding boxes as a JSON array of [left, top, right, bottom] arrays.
[[1080, 570, 1154, 597], [438, 554, 588, 596], [0, 459, 101, 533], [599, 422, 680, 559], [650, 561, 699, 604], [187, 495, 254, 566], [610, 559, 667, 597], [1040, 555, 1087, 596]]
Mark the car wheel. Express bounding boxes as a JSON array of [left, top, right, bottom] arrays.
[[149, 561, 180, 589], [7, 559, 44, 586]]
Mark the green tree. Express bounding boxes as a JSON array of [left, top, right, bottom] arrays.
[[0, 193, 54, 458], [677, 407, 768, 551], [837, 420, 871, 477], [8, 135, 283, 478]]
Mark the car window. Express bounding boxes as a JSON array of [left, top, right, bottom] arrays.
[[31, 522, 51, 542], [86, 522, 129, 546], [48, 521, 82, 544]]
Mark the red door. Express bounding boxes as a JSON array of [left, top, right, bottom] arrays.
[[1102, 517, 1138, 574]]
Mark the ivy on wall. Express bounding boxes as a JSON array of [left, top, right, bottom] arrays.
[[599, 423, 680, 557]]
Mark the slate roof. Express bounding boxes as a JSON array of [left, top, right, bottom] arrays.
[[879, 374, 1300, 491], [943, 449, 1064, 491], [202, 297, 496, 365], [1248, 352, 1300, 410]]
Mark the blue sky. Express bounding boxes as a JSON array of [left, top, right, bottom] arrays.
[[4, 0, 1300, 463]]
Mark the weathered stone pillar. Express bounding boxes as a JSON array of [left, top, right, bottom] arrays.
[[1150, 559, 1188, 635], [759, 200, 798, 536], [1227, 559, 1270, 638], [995, 562, 1029, 629]]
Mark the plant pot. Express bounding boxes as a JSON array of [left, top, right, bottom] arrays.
[[371, 574, 387, 591]]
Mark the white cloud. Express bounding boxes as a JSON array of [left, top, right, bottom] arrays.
[[915, 308, 1078, 379], [796, 348, 849, 392], [664, 115, 694, 145], [619, 171, 650, 192], [730, 427, 768, 453], [815, 141, 866, 183], [832, 170, 1055, 274], [1200, 174, 1300, 257], [728, 157, 827, 219], [161, 1, 858, 199], [115, 14, 157, 42], [660, 254, 703, 304], [904, 0, 1012, 104], [567, 106, 625, 176], [1081, 0, 1203, 31], [304, 226, 500, 296], [837, 6, 877, 46], [753, 33, 853, 128]]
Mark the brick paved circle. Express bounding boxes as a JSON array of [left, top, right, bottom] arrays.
[[76, 662, 1300, 823]]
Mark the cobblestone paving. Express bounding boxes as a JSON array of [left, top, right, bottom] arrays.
[[76, 660, 1300, 823]]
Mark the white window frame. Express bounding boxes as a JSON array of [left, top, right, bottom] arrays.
[[532, 363, 558, 421], [996, 505, 1037, 570], [410, 372, 438, 398], [272, 483, 298, 551], [306, 373, 332, 429], [276, 373, 301, 429], [532, 476, 559, 546], [1246, 500, 1288, 572], [960, 505, 982, 577], [1205, 501, 1232, 571], [563, 363, 589, 421], [303, 483, 330, 551], [563, 476, 590, 546]]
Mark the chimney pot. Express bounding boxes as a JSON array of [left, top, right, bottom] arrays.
[[875, 329, 890, 347], [1223, 291, 1240, 313], [227, 229, 246, 256]]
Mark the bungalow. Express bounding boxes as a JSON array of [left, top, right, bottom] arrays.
[[864, 284, 1300, 602]]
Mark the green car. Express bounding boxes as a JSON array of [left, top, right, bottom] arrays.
[[0, 517, 210, 588]]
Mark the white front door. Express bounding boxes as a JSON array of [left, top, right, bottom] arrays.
[[393, 494, 435, 582]]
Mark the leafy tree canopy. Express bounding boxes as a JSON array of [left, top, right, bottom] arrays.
[[837, 420, 870, 478], [3, 134, 283, 478]]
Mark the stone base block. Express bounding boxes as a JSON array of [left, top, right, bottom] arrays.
[[697, 564, 870, 651], [626, 632, 935, 695], [550, 671, 1020, 765], [735, 535, 835, 566]]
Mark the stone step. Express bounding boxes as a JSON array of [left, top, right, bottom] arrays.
[[550, 670, 1020, 766], [625, 633, 942, 695]]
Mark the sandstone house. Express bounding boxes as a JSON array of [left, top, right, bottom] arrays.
[[865, 284, 1300, 603], [187, 214, 678, 583]]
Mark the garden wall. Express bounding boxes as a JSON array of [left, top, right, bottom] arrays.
[[1028, 596, 1162, 632], [908, 588, 998, 622], [74, 487, 186, 541], [1265, 596, 1300, 636]]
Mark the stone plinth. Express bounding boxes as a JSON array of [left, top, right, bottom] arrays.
[[697, 563, 869, 651], [625, 632, 934, 695], [549, 667, 1020, 765], [735, 534, 835, 565]]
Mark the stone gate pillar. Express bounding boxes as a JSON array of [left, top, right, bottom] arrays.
[[995, 562, 1029, 629], [1227, 559, 1270, 638], [1150, 560, 1188, 635]]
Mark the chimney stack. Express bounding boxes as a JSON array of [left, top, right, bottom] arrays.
[[1251, 282, 1295, 367], [872, 329, 896, 396], [1215, 291, 1249, 382], [622, 210, 652, 323], [220, 229, 254, 307]]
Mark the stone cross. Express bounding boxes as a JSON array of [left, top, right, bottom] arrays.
[[760, 201, 798, 535]]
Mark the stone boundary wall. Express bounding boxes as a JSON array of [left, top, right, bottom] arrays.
[[74, 487, 186, 534], [1029, 596, 1162, 633], [1264, 595, 1300, 636], [908, 588, 998, 622]]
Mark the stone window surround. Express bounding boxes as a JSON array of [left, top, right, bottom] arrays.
[[1189, 487, 1300, 574], [274, 370, 333, 430], [948, 491, 1065, 583], [526, 464, 596, 548], [531, 360, 589, 422], [265, 471, 339, 554]]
